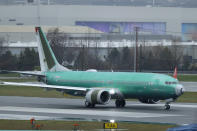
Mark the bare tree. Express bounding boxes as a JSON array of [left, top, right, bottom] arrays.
[[170, 36, 183, 69], [0, 37, 5, 55]]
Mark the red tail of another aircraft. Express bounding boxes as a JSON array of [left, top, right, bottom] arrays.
[[173, 67, 177, 79]]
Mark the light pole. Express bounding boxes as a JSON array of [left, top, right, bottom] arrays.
[[37, 0, 40, 26], [152, 0, 155, 7], [134, 27, 139, 72]]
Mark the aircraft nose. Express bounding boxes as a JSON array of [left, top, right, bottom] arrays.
[[175, 84, 185, 96]]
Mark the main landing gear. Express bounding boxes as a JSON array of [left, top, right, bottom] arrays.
[[85, 101, 95, 108], [115, 99, 126, 108]]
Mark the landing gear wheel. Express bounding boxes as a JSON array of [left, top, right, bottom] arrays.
[[115, 100, 120, 108], [90, 104, 95, 108], [164, 104, 170, 110], [115, 99, 126, 108], [85, 101, 95, 108], [85, 101, 90, 107], [121, 99, 126, 107]]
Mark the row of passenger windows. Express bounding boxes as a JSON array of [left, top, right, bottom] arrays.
[[165, 81, 177, 85]]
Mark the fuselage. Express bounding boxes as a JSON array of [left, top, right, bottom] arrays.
[[46, 71, 180, 100]]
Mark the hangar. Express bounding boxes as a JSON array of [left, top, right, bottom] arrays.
[[0, 4, 197, 41], [0, 2, 197, 61]]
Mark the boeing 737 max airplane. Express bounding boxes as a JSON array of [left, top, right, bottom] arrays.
[[0, 27, 185, 110]]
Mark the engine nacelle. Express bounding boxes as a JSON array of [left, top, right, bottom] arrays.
[[85, 89, 111, 104], [138, 98, 159, 104]]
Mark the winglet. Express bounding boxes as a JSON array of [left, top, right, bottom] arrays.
[[173, 67, 177, 79]]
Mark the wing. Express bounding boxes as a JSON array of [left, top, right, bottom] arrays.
[[0, 70, 45, 77], [0, 81, 87, 91]]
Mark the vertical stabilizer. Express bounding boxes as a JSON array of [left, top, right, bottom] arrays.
[[173, 67, 177, 79], [35, 27, 70, 72]]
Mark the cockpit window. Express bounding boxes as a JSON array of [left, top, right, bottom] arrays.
[[165, 81, 177, 85]]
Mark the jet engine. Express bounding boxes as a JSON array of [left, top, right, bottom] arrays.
[[138, 98, 159, 104], [85, 89, 111, 104]]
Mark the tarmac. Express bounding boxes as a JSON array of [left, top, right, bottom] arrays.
[[0, 96, 196, 125], [180, 82, 197, 92]]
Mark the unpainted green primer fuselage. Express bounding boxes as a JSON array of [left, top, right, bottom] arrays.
[[46, 71, 178, 100]]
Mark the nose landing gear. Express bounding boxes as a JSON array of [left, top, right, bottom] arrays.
[[164, 98, 175, 110], [164, 104, 170, 110]]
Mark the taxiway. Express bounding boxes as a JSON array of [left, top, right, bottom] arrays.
[[0, 96, 196, 125], [180, 82, 197, 92]]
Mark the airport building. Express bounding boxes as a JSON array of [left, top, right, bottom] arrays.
[[0, 4, 197, 60], [0, 5, 197, 40]]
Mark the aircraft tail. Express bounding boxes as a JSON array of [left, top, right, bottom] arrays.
[[173, 67, 177, 79], [35, 27, 70, 72]]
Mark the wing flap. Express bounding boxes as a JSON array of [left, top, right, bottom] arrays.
[[0, 81, 87, 91]]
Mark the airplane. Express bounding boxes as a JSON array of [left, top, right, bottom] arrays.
[[0, 27, 185, 110]]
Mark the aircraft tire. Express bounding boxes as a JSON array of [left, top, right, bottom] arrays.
[[85, 101, 95, 108], [165, 104, 170, 110], [90, 104, 95, 108], [122, 99, 126, 107], [115, 99, 126, 108], [115, 100, 120, 108], [85, 101, 90, 107]]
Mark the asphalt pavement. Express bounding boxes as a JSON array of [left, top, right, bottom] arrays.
[[0, 96, 196, 125]]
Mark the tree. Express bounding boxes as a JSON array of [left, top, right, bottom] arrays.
[[17, 48, 39, 70], [47, 28, 66, 64], [106, 48, 121, 70], [0, 37, 18, 70], [0, 37, 5, 55], [0, 51, 17, 70], [47, 28, 78, 68], [74, 46, 88, 70], [170, 37, 183, 69], [120, 47, 133, 70], [143, 50, 154, 70], [182, 55, 192, 70], [159, 47, 173, 70]]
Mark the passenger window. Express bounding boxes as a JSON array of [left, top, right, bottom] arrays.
[[172, 82, 177, 84], [149, 82, 153, 85], [165, 81, 177, 85]]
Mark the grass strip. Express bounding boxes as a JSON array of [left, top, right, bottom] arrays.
[[0, 120, 176, 130], [0, 78, 37, 82], [0, 78, 197, 103], [177, 74, 197, 82], [176, 92, 197, 103], [0, 73, 20, 77], [0, 85, 81, 98], [0, 85, 197, 103]]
